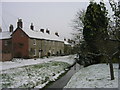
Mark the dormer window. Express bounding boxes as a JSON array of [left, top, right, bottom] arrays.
[[33, 39, 36, 45]]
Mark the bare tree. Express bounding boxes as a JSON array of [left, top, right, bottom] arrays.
[[108, 0, 120, 69], [71, 9, 86, 45]]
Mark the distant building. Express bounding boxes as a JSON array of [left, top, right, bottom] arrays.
[[0, 19, 72, 61], [64, 38, 72, 55], [0, 26, 13, 61]]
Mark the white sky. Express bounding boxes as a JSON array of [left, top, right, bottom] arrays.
[[0, 0, 109, 2], [0, 0, 119, 39]]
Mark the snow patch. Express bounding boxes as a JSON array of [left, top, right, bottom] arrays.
[[1, 55, 75, 71], [64, 64, 118, 88]]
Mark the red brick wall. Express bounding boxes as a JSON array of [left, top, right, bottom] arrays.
[[2, 39, 12, 53], [0, 40, 2, 54], [0, 53, 12, 61], [0, 40, 2, 61], [12, 28, 29, 58], [0, 39, 12, 61]]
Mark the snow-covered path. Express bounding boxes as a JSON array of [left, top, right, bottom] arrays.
[[64, 64, 118, 88], [1, 55, 75, 71]]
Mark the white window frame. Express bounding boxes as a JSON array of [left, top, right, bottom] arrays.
[[5, 40, 8, 46], [33, 49, 36, 56], [33, 39, 36, 45]]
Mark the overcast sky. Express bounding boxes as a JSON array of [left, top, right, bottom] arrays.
[[1, 0, 119, 39]]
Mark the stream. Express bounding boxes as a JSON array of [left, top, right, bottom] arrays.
[[45, 63, 82, 89]]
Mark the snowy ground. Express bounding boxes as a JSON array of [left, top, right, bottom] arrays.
[[0, 55, 76, 88], [64, 64, 118, 88], [1, 55, 75, 71]]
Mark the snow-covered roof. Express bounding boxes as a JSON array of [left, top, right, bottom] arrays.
[[0, 31, 12, 39], [23, 28, 64, 42], [64, 41, 71, 45], [0, 27, 64, 42], [9, 27, 63, 42]]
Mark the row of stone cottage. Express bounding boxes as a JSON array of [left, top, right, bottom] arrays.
[[0, 19, 72, 61]]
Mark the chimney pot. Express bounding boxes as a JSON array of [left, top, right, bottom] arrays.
[[46, 29, 50, 34], [0, 27, 2, 32], [30, 23, 34, 30], [9, 24, 14, 32], [55, 32, 59, 37], [64, 38, 66, 41], [40, 29, 44, 33], [17, 19, 23, 28]]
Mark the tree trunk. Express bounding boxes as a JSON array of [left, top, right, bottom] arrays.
[[109, 58, 114, 80], [119, 63, 120, 69], [119, 60, 120, 69]]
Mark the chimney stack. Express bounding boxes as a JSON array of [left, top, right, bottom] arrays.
[[40, 29, 44, 33], [64, 38, 66, 41], [17, 19, 23, 28], [0, 27, 2, 32], [46, 29, 50, 34], [30, 23, 34, 30], [9, 24, 14, 32], [55, 32, 59, 37]]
